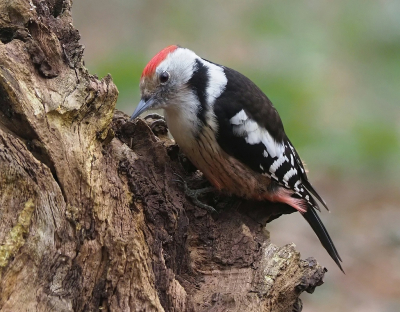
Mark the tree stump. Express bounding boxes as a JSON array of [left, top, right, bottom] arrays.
[[0, 1, 326, 311]]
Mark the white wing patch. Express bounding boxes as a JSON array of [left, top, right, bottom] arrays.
[[283, 168, 298, 185], [294, 180, 301, 191], [270, 155, 289, 173], [229, 109, 306, 196], [288, 142, 305, 173], [230, 109, 247, 125], [231, 110, 284, 158]]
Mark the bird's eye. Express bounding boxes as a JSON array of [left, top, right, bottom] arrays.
[[159, 71, 170, 84]]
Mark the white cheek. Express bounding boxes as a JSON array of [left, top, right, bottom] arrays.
[[157, 48, 198, 85]]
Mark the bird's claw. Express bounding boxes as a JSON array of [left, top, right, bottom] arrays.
[[172, 173, 217, 214], [144, 113, 165, 121], [144, 113, 168, 135]]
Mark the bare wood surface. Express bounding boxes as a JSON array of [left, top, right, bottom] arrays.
[[0, 1, 326, 311]]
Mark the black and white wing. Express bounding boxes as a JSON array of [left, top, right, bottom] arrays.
[[212, 66, 343, 271], [213, 66, 324, 210]]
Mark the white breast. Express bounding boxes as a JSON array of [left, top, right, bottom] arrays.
[[164, 90, 200, 151]]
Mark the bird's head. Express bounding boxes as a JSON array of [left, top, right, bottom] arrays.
[[131, 45, 200, 120]]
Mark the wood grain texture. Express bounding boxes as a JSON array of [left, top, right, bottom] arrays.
[[0, 1, 326, 311]]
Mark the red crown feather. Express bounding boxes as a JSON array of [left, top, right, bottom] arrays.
[[141, 45, 178, 78]]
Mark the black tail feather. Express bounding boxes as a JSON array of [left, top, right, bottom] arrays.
[[285, 137, 329, 211], [302, 179, 329, 211], [302, 206, 344, 273]]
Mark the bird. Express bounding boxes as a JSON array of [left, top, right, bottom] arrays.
[[130, 45, 343, 272]]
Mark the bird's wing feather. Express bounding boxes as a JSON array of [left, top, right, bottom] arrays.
[[212, 66, 342, 270], [213, 67, 322, 209]]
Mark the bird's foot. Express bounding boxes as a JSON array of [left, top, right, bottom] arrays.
[[172, 173, 217, 214], [144, 113, 168, 135], [144, 113, 165, 121]]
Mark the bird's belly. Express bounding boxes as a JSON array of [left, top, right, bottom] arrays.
[[172, 126, 272, 200]]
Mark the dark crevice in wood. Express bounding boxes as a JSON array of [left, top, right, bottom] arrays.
[[0, 27, 17, 44]]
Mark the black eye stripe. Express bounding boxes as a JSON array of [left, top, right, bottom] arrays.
[[159, 71, 170, 83]]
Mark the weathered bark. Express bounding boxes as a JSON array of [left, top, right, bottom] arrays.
[[0, 1, 326, 311]]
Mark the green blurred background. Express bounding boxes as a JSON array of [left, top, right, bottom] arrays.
[[73, 1, 400, 311]]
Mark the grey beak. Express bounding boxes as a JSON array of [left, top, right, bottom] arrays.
[[130, 97, 155, 121]]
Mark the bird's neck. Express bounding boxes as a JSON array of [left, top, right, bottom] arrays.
[[164, 96, 202, 150]]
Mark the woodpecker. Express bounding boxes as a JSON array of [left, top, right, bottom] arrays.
[[131, 45, 343, 271]]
